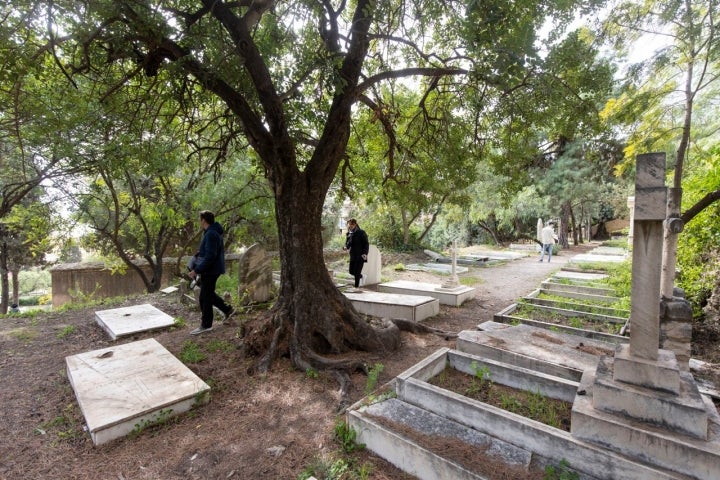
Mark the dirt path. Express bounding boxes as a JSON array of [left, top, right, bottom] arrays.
[[0, 243, 597, 480]]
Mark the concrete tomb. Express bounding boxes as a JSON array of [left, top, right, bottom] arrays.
[[379, 280, 475, 307], [66, 338, 210, 446], [95, 303, 175, 340], [343, 291, 440, 322]]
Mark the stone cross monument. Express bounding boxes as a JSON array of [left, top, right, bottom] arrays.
[[571, 153, 718, 480], [439, 240, 461, 290]]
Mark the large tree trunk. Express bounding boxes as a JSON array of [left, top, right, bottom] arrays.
[[245, 170, 400, 376], [559, 201, 572, 248], [11, 270, 19, 307]]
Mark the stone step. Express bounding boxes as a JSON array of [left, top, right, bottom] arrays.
[[537, 288, 618, 305], [516, 299, 627, 324], [522, 293, 629, 319], [540, 281, 615, 297], [554, 270, 609, 283], [493, 303, 628, 344]]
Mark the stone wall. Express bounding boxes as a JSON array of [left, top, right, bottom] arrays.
[[50, 255, 240, 308]]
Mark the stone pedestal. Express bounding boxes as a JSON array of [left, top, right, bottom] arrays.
[[660, 295, 693, 371], [593, 350, 708, 439]]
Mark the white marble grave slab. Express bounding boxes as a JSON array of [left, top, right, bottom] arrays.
[[568, 253, 626, 264], [66, 338, 210, 445], [405, 263, 469, 274], [343, 291, 440, 321], [379, 280, 475, 307], [554, 271, 608, 281], [95, 303, 175, 340]]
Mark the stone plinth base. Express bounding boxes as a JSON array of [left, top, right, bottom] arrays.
[[595, 355, 708, 439], [613, 345, 681, 393], [572, 368, 720, 480]]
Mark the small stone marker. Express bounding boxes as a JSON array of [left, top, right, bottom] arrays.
[[438, 240, 462, 291]]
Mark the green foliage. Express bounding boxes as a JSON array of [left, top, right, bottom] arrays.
[[178, 341, 207, 363], [68, 284, 102, 304], [131, 408, 174, 437], [305, 368, 319, 379], [17, 269, 51, 295], [333, 421, 365, 454], [544, 459, 580, 480], [676, 155, 720, 311], [205, 340, 235, 354], [56, 325, 76, 338], [467, 361, 493, 397], [364, 363, 384, 396], [9, 328, 35, 342], [18, 296, 39, 306], [460, 276, 483, 286], [298, 454, 372, 480]]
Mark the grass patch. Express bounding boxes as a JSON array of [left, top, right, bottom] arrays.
[[460, 276, 484, 286], [9, 328, 36, 342], [206, 339, 235, 354], [56, 325, 76, 338], [178, 340, 207, 363]]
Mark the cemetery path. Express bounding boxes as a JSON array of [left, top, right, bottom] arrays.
[[0, 242, 600, 480]]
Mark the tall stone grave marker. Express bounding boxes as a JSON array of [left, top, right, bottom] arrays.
[[363, 245, 382, 286], [238, 243, 273, 303], [571, 153, 719, 480]]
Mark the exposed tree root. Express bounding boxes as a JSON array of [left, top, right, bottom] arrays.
[[389, 317, 458, 340]]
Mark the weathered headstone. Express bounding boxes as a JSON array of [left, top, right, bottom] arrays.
[[238, 243, 273, 304], [363, 245, 382, 286]]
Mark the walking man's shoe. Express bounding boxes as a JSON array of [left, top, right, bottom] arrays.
[[190, 326, 213, 335], [223, 308, 236, 324]]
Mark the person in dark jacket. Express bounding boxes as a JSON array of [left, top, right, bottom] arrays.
[[188, 210, 234, 335], [343, 218, 369, 289]]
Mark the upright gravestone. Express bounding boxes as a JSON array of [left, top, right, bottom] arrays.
[[238, 243, 273, 304], [363, 245, 382, 286]]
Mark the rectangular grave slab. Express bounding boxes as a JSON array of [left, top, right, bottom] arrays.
[[343, 291, 439, 321], [95, 303, 176, 340], [458, 324, 621, 382], [405, 263, 469, 274], [378, 280, 475, 306], [569, 253, 626, 264], [66, 338, 210, 446]]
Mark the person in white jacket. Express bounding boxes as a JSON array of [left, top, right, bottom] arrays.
[[539, 222, 558, 262]]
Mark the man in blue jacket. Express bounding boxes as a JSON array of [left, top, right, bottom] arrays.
[[188, 210, 234, 335]]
